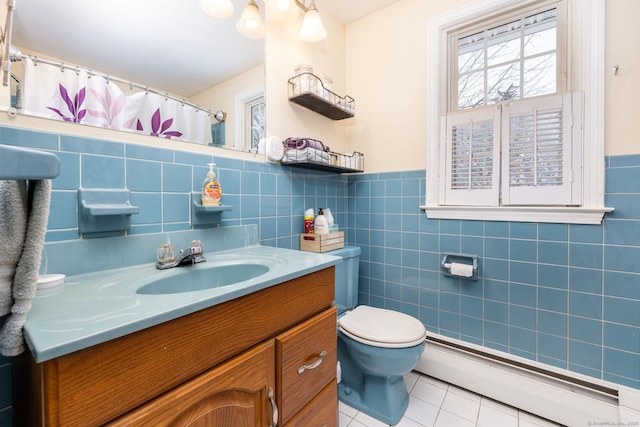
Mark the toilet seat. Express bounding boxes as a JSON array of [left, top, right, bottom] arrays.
[[338, 305, 426, 348]]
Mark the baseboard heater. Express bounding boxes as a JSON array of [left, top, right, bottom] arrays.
[[415, 333, 637, 426]]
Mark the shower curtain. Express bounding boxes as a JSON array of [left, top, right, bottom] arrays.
[[21, 58, 213, 145]]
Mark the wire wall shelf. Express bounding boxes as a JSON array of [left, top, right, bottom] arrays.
[[288, 73, 355, 120], [280, 137, 364, 174]]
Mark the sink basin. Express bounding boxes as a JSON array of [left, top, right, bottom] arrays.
[[136, 263, 270, 295]]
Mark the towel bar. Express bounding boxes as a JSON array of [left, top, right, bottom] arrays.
[[0, 144, 60, 180]]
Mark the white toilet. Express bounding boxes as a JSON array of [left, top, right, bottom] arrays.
[[331, 246, 426, 425]]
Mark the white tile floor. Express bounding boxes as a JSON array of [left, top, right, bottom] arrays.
[[338, 371, 564, 427]]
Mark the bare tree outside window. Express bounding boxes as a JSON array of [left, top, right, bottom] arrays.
[[455, 8, 557, 110]]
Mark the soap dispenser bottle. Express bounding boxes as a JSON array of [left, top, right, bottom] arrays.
[[201, 162, 222, 206], [314, 208, 329, 235]]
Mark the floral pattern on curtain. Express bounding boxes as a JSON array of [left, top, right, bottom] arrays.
[[21, 58, 213, 145]]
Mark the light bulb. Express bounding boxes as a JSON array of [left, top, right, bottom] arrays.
[[276, 0, 290, 12], [272, 0, 299, 20], [236, 1, 265, 39], [198, 0, 234, 19], [299, 8, 327, 42]]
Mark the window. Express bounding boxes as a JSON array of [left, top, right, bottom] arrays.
[[423, 0, 611, 224], [245, 96, 265, 153], [444, 92, 582, 207], [234, 84, 265, 152], [452, 7, 562, 111]]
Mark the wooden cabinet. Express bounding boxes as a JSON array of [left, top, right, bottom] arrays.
[[14, 267, 337, 427]]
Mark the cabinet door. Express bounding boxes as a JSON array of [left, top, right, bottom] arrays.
[[285, 380, 338, 427], [108, 341, 276, 427], [276, 307, 337, 424]]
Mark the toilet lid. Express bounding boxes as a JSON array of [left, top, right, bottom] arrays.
[[338, 305, 426, 348]]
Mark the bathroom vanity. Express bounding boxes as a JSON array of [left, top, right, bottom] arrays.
[[14, 267, 337, 426]]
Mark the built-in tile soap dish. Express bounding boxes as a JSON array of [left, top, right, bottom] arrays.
[[191, 192, 231, 228], [78, 189, 140, 238]]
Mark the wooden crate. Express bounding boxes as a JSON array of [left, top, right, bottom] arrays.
[[299, 231, 344, 253]]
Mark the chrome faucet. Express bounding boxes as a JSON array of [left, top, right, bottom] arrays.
[[156, 240, 206, 270]]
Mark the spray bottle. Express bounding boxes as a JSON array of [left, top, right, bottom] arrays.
[[304, 208, 315, 234]]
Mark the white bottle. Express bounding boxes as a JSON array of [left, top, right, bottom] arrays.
[[324, 208, 334, 226], [314, 208, 329, 235]]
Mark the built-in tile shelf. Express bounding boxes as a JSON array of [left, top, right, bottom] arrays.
[[191, 192, 231, 227], [78, 189, 140, 237]]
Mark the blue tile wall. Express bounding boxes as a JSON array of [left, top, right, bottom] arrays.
[[351, 163, 640, 390], [1, 126, 349, 246], [0, 125, 351, 422], [3, 124, 640, 423]]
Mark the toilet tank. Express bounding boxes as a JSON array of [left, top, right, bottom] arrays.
[[330, 246, 361, 313]]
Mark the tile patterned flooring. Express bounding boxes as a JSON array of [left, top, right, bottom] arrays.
[[338, 371, 564, 427]]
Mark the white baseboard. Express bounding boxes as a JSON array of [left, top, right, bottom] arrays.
[[415, 334, 640, 426]]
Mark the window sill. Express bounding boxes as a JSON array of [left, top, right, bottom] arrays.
[[421, 205, 614, 225]]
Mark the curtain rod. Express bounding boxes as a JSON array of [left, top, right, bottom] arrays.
[[1, 0, 16, 87], [13, 52, 219, 118]]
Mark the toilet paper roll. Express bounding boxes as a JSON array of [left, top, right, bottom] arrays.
[[449, 262, 474, 278]]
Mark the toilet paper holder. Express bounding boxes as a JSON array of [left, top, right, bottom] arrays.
[[441, 253, 479, 280]]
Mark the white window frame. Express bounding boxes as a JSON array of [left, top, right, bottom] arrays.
[[422, 0, 612, 224], [234, 84, 265, 151]]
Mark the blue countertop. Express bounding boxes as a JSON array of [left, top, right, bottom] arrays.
[[25, 244, 341, 363]]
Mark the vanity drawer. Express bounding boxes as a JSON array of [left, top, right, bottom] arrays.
[[276, 306, 337, 424], [285, 379, 337, 427]]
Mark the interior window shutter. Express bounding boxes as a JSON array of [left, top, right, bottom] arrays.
[[442, 107, 501, 206], [501, 93, 581, 206]]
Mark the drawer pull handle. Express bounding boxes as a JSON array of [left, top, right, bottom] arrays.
[[297, 350, 327, 374], [268, 386, 278, 427]]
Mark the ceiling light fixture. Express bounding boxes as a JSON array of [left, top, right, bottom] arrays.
[[199, 0, 326, 42], [294, 0, 327, 42], [236, 0, 265, 39], [198, 0, 234, 19]]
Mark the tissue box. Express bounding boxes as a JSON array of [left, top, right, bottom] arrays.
[[300, 231, 344, 253]]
